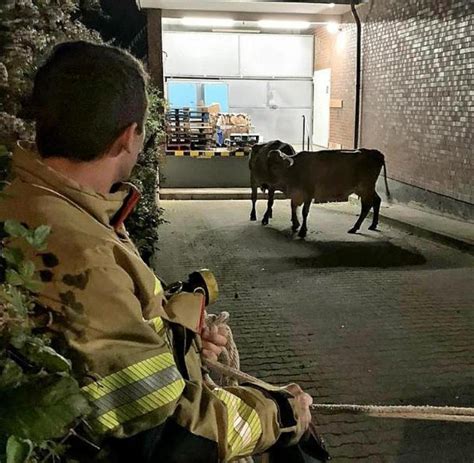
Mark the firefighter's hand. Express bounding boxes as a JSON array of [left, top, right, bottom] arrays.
[[285, 383, 313, 432], [201, 325, 227, 361]]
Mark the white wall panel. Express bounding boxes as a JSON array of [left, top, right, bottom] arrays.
[[228, 80, 268, 108], [239, 34, 313, 78], [268, 80, 312, 108], [240, 108, 312, 145], [163, 32, 313, 79], [163, 32, 239, 77]]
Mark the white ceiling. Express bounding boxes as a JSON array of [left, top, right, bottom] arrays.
[[137, 0, 352, 16]]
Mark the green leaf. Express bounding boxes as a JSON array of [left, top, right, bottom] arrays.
[[9, 330, 28, 350], [5, 269, 23, 286], [0, 145, 10, 157], [5, 287, 31, 317], [3, 221, 28, 239], [0, 375, 91, 442], [1, 248, 24, 267], [21, 341, 71, 373], [0, 359, 24, 390], [18, 261, 35, 280], [6, 436, 33, 463], [25, 226, 51, 251], [32, 225, 51, 250], [22, 279, 43, 294]]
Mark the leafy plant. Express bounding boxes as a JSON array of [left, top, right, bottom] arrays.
[[126, 85, 166, 264], [0, 0, 101, 152], [0, 220, 91, 462]]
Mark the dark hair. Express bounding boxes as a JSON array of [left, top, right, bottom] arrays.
[[32, 41, 148, 161]]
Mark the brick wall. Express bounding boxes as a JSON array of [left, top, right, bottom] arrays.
[[314, 0, 473, 206], [314, 13, 357, 149], [361, 0, 473, 204]]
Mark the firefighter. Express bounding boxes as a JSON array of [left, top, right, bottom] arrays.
[[0, 41, 315, 462]]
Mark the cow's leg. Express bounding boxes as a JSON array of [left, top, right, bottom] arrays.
[[368, 193, 382, 231], [348, 197, 373, 234], [298, 199, 312, 238], [262, 187, 275, 225], [291, 200, 300, 232], [250, 183, 258, 221]]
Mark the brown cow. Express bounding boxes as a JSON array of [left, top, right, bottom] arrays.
[[267, 148, 390, 238], [249, 140, 296, 224]]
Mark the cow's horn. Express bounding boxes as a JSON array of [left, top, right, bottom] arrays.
[[279, 152, 294, 167]]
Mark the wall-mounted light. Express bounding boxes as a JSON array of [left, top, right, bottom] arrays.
[[258, 20, 311, 30], [181, 17, 235, 28], [327, 22, 340, 34]]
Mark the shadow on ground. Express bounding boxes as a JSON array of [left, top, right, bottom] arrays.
[[293, 240, 427, 268], [256, 227, 427, 269]]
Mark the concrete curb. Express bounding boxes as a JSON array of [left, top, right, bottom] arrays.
[[376, 213, 474, 255], [159, 190, 285, 200]]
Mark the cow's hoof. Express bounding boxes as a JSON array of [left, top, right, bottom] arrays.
[[368, 224, 378, 231], [298, 230, 307, 239], [347, 228, 358, 234], [262, 217, 269, 226], [250, 214, 257, 221]]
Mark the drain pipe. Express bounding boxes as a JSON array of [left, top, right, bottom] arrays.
[[302, 115, 306, 150], [351, 0, 362, 149]]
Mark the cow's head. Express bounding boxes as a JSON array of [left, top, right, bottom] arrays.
[[249, 143, 266, 170], [268, 149, 293, 185]]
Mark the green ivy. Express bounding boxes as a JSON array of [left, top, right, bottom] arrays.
[[126, 85, 166, 264], [0, 221, 91, 462]]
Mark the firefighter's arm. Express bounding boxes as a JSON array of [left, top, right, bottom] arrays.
[[44, 265, 306, 461]]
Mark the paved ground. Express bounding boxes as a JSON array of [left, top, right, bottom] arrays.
[[153, 200, 474, 463]]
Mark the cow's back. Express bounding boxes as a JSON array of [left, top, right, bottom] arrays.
[[290, 149, 384, 202]]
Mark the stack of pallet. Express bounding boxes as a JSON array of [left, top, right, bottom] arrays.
[[216, 113, 252, 140], [166, 108, 215, 150]]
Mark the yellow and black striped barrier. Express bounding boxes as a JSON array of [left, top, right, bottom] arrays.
[[165, 150, 248, 158]]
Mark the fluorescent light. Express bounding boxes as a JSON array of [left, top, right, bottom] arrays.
[[327, 22, 339, 33], [258, 20, 311, 30], [181, 17, 235, 28]]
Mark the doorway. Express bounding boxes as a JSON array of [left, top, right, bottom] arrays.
[[313, 68, 331, 148]]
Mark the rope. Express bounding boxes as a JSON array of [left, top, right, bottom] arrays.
[[203, 313, 253, 463], [203, 333, 474, 424]]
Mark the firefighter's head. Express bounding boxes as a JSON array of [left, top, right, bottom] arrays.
[[31, 41, 148, 182]]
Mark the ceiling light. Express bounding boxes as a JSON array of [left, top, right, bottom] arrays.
[[258, 20, 311, 30], [327, 22, 339, 33], [181, 17, 235, 28]]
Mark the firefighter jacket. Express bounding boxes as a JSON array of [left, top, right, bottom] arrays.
[[0, 144, 306, 462]]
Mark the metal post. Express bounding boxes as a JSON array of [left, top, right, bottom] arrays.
[[302, 115, 306, 150], [351, 0, 362, 149]]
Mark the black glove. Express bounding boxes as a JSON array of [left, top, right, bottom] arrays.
[[267, 423, 331, 463]]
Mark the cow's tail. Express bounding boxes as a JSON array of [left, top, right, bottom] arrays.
[[383, 160, 391, 199]]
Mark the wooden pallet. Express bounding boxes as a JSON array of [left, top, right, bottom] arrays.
[[166, 108, 216, 150]]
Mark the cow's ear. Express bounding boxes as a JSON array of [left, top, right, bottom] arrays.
[[268, 149, 283, 161]]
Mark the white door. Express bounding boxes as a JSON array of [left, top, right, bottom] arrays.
[[313, 69, 331, 148]]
